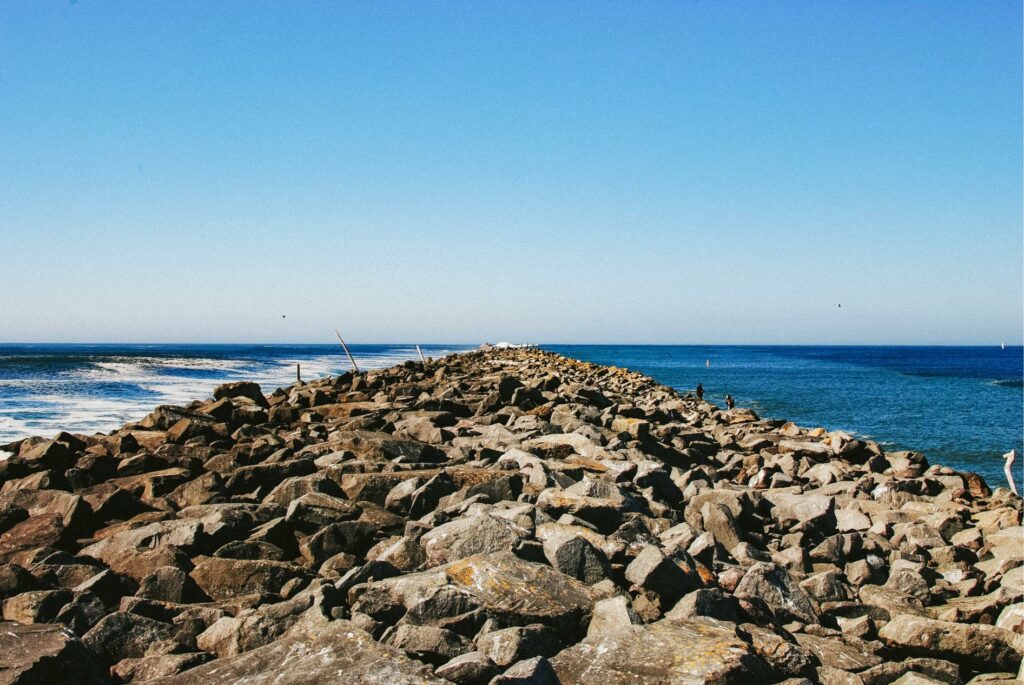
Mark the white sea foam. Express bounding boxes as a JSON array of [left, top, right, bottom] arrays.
[[0, 347, 466, 446]]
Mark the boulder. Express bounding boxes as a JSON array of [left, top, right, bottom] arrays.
[[434, 651, 500, 685], [541, 534, 612, 585], [421, 514, 528, 567], [385, 623, 470, 666], [298, 521, 377, 568], [0, 621, 106, 685], [551, 616, 770, 684], [491, 656, 561, 685], [735, 562, 819, 624], [188, 556, 308, 600], [476, 624, 562, 667], [765, 493, 836, 532], [81, 610, 180, 664], [142, 620, 448, 684], [878, 614, 1023, 673], [793, 633, 883, 673], [624, 545, 702, 606], [112, 652, 214, 682], [213, 381, 269, 408], [2, 589, 71, 624]]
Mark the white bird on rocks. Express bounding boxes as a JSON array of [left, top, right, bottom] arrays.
[[1004, 449, 1019, 496]]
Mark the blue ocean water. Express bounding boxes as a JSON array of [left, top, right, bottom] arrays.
[[0, 343, 1020, 488], [548, 345, 1023, 488]]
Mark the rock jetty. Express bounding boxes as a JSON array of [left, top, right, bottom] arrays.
[[0, 347, 1022, 685]]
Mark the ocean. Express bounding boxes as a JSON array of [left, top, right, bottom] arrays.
[[0, 343, 1021, 488]]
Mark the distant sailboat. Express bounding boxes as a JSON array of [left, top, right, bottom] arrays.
[[1002, 341, 1006, 350], [705, 359, 710, 368]]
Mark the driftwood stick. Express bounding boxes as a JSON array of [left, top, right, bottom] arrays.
[[334, 328, 360, 374], [416, 345, 426, 363]]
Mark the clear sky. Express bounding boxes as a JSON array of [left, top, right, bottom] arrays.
[[1, 1, 1021, 345]]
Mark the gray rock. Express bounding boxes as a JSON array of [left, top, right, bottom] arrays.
[[735, 562, 819, 624], [490, 656, 560, 685], [742, 623, 818, 679], [665, 587, 740, 623], [793, 632, 883, 672], [477, 624, 562, 667], [541, 534, 612, 585], [585, 596, 642, 640], [700, 501, 744, 554], [624, 545, 701, 606], [435, 651, 501, 685], [385, 623, 471, 666], [421, 514, 528, 567]]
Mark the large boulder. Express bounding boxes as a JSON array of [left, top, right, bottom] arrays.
[[734, 562, 819, 624], [420, 514, 528, 567], [142, 620, 448, 684], [188, 556, 308, 600], [551, 616, 770, 684], [878, 614, 1023, 673], [213, 381, 269, 408], [542, 533, 612, 585], [443, 552, 597, 632], [81, 610, 180, 664], [0, 622, 106, 685], [350, 552, 596, 635], [764, 493, 836, 532], [624, 545, 702, 606]]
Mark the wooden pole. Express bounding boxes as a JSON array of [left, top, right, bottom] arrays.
[[416, 345, 426, 363], [296, 363, 301, 382], [334, 328, 360, 374]]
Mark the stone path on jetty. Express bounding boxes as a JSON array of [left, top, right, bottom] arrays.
[[0, 347, 1022, 684]]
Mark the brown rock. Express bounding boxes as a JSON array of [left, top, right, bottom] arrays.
[[0, 621, 106, 685], [141, 620, 448, 684]]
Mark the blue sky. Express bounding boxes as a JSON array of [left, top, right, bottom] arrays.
[[1, 1, 1021, 344]]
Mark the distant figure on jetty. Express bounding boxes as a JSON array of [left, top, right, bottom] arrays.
[[725, 394, 735, 410], [695, 383, 704, 400]]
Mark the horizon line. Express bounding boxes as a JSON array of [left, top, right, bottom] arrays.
[[1, 341, 1021, 349]]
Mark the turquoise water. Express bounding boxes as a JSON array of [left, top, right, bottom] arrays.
[[0, 343, 1021, 488]]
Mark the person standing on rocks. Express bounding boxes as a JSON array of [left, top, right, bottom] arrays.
[[695, 383, 704, 400], [725, 394, 735, 409]]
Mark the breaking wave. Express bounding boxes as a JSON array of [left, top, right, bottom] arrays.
[[0, 344, 469, 447]]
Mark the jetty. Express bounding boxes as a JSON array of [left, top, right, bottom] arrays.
[[0, 347, 1021, 684]]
